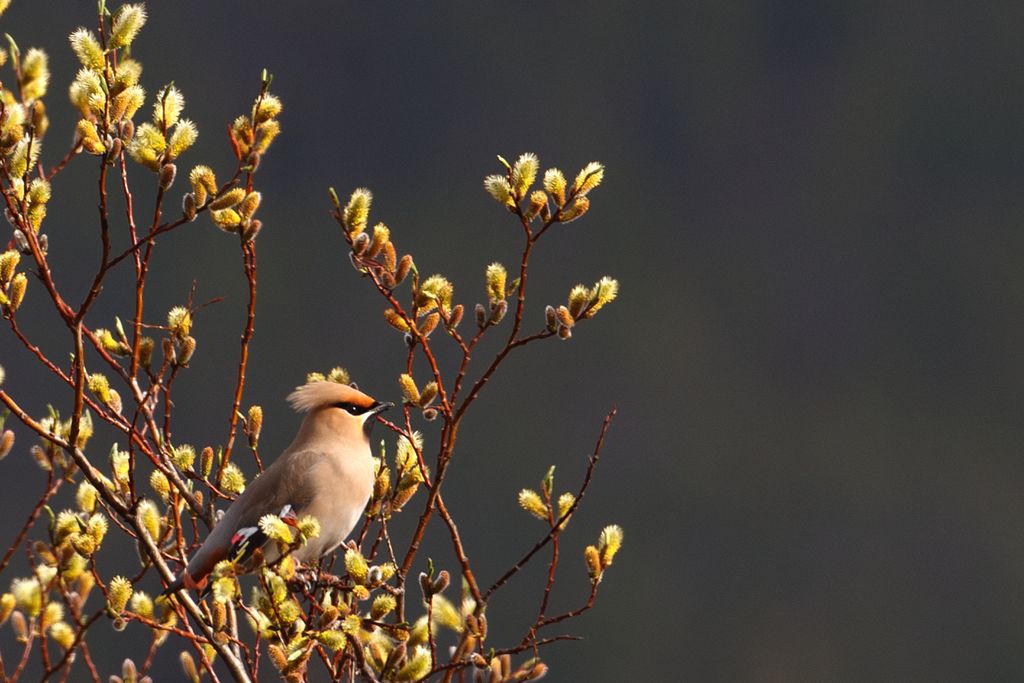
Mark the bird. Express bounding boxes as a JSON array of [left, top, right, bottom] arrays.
[[163, 381, 392, 593]]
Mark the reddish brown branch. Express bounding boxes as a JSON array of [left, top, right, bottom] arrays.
[[218, 239, 257, 485], [0, 469, 62, 574], [483, 407, 616, 600]]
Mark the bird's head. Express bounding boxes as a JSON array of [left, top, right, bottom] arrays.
[[287, 381, 393, 439]]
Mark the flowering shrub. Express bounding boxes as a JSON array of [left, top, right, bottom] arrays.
[[0, 2, 622, 680]]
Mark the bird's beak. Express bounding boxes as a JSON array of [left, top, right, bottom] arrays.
[[368, 401, 394, 417]]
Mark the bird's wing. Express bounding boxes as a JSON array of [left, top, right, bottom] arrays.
[[178, 450, 322, 588], [225, 504, 298, 568]]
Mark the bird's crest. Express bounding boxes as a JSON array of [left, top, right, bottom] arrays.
[[287, 381, 376, 413]]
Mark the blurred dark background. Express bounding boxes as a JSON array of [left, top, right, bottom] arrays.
[[3, 1, 1024, 680]]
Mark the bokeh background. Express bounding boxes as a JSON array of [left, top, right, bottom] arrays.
[[2, 1, 1023, 680]]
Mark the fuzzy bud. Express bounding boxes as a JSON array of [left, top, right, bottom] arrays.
[[153, 85, 184, 129], [395, 254, 413, 284], [208, 187, 245, 211], [382, 241, 397, 273], [524, 661, 549, 680], [106, 388, 122, 414], [526, 190, 548, 222], [8, 273, 27, 311], [200, 447, 214, 478], [11, 611, 28, 642], [138, 500, 161, 541], [586, 276, 619, 316], [107, 576, 132, 614], [182, 193, 197, 221], [221, 462, 246, 494], [343, 188, 372, 236], [87, 373, 111, 405], [246, 405, 263, 446], [448, 304, 464, 330], [571, 161, 605, 197], [107, 137, 123, 160], [237, 191, 261, 220], [598, 524, 624, 567], [399, 374, 420, 405], [180, 652, 200, 683], [241, 219, 262, 242], [178, 335, 196, 365], [188, 166, 217, 205], [69, 28, 104, 70], [518, 489, 547, 520], [130, 591, 153, 619], [368, 222, 390, 258], [108, 4, 147, 50], [167, 120, 197, 160], [0, 594, 14, 626], [485, 262, 507, 303], [49, 621, 75, 650], [418, 312, 440, 337], [489, 300, 508, 325], [172, 444, 195, 470], [120, 119, 135, 143], [557, 492, 576, 521], [258, 514, 293, 544], [559, 195, 590, 223], [543, 168, 567, 207], [568, 284, 590, 319], [11, 578, 41, 617], [418, 382, 438, 407], [415, 275, 453, 314], [210, 209, 241, 232], [396, 645, 432, 681], [544, 305, 558, 331], [19, 48, 50, 101], [149, 469, 170, 500], [344, 548, 369, 585], [254, 94, 283, 123], [297, 515, 320, 540], [0, 250, 20, 284], [418, 572, 433, 597], [484, 174, 513, 206], [159, 162, 177, 190], [371, 594, 396, 620], [372, 462, 391, 502], [76, 481, 97, 513], [584, 545, 602, 581], [87, 514, 108, 546], [511, 153, 539, 198], [138, 337, 154, 368], [431, 570, 450, 595], [383, 308, 410, 333], [167, 306, 191, 339], [111, 85, 145, 122], [0, 430, 13, 460]]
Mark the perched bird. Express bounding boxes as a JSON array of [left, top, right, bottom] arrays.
[[164, 381, 392, 593]]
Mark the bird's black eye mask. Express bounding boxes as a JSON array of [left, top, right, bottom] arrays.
[[332, 402, 368, 416], [334, 400, 392, 436]]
